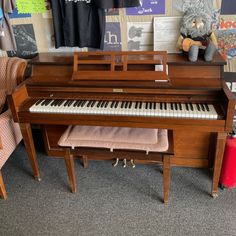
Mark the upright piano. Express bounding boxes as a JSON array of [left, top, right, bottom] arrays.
[[8, 51, 235, 198]]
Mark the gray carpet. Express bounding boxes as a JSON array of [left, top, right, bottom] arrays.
[[1, 134, 236, 236]]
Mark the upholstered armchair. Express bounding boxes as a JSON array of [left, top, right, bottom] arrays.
[[0, 57, 27, 199]]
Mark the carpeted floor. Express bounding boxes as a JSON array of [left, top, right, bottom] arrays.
[[1, 136, 236, 236]]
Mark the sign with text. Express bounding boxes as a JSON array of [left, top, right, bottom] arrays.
[[126, 0, 165, 15]]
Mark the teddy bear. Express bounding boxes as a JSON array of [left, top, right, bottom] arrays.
[[176, 7, 218, 62]]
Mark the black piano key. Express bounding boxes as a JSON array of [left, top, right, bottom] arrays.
[[145, 102, 148, 109], [41, 99, 48, 106], [190, 103, 194, 111], [73, 100, 80, 107], [128, 102, 132, 109], [125, 101, 129, 109], [120, 101, 124, 109], [44, 99, 53, 106], [170, 103, 173, 110], [81, 100, 87, 107], [57, 100, 64, 106], [154, 103, 156, 110], [67, 100, 74, 106], [200, 103, 205, 111], [114, 101, 119, 108], [35, 99, 43, 106], [205, 104, 210, 112], [91, 101, 96, 107], [111, 101, 115, 108], [179, 103, 182, 110], [185, 103, 189, 111], [77, 100, 83, 107], [87, 100, 92, 107], [160, 102, 163, 110], [164, 103, 167, 110], [139, 102, 142, 109], [149, 102, 152, 109], [63, 100, 70, 106], [104, 101, 109, 108], [196, 103, 201, 111], [135, 102, 138, 109], [97, 100, 102, 107], [51, 100, 59, 106], [174, 103, 178, 110]]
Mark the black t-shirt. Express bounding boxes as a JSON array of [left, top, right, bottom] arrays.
[[94, 0, 140, 8], [50, 0, 105, 49]]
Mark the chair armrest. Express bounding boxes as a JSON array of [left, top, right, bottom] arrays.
[[16, 60, 27, 85]]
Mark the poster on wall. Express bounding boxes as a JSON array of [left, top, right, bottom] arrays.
[[217, 17, 236, 60], [153, 16, 182, 53], [221, 0, 236, 15], [16, 0, 46, 14], [127, 22, 153, 51], [9, 9, 31, 18], [103, 22, 121, 51], [126, 0, 165, 15], [7, 24, 38, 58]]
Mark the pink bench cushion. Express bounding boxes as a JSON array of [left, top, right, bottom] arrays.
[[58, 126, 169, 153]]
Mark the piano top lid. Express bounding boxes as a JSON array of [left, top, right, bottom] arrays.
[[29, 51, 226, 66]]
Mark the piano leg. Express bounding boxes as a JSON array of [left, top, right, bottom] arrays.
[[211, 132, 227, 198], [64, 149, 77, 193], [163, 155, 171, 204], [20, 123, 41, 181]]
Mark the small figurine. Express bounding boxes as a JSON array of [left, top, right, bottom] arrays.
[[176, 7, 218, 62]]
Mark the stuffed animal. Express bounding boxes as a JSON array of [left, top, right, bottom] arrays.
[[176, 7, 218, 62]]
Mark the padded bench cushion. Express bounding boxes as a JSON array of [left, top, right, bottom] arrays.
[[58, 126, 169, 153]]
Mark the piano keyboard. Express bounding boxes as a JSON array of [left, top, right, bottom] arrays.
[[29, 99, 218, 119]]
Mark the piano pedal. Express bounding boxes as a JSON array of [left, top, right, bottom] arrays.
[[130, 159, 136, 168], [112, 158, 119, 167], [123, 159, 127, 168]]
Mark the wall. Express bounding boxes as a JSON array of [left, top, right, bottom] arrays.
[[1, 0, 236, 72]]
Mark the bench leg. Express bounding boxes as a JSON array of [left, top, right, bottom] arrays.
[[163, 155, 171, 204], [82, 156, 88, 168], [0, 171, 7, 199], [64, 149, 77, 193]]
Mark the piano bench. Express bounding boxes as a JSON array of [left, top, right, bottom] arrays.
[[58, 126, 173, 204]]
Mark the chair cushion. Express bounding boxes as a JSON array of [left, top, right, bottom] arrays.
[[0, 89, 7, 113], [58, 126, 169, 153]]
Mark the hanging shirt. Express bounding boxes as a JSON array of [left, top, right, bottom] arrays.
[[94, 0, 140, 9], [0, 0, 17, 51], [50, 0, 105, 49]]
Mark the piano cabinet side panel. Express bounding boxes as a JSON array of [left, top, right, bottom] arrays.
[[41, 125, 212, 168], [172, 130, 212, 167]]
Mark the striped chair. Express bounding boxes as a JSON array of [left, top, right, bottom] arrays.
[[0, 57, 26, 199]]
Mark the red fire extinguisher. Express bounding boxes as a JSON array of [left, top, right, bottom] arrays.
[[219, 131, 236, 189]]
